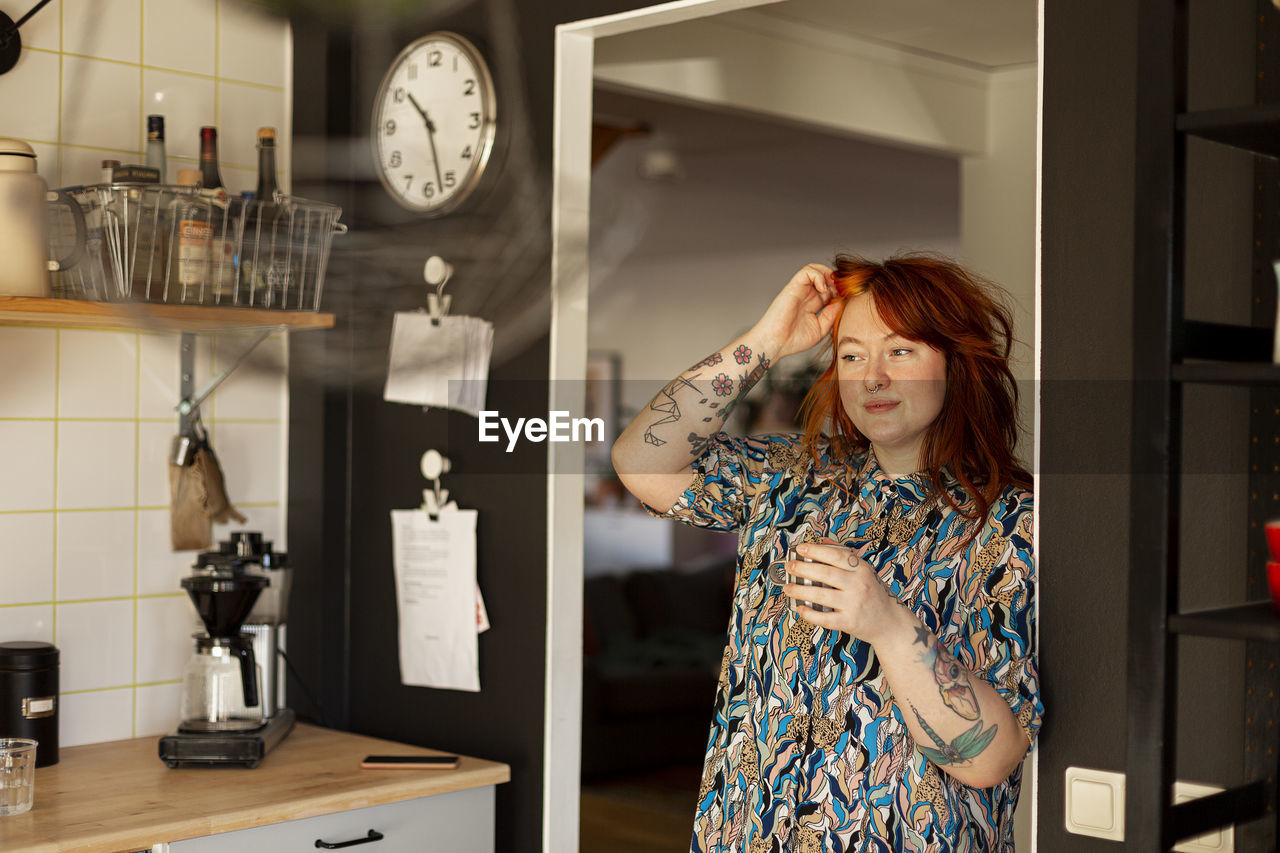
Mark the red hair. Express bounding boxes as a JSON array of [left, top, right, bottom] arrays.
[[798, 252, 1031, 525]]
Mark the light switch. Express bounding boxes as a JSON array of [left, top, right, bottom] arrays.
[[1065, 766, 1126, 841]]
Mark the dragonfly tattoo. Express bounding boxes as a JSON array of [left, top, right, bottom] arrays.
[[911, 703, 999, 766]]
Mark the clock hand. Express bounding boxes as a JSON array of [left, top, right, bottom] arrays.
[[407, 93, 445, 194], [16, 0, 53, 28]]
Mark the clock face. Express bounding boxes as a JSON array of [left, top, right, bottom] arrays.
[[372, 32, 496, 216]]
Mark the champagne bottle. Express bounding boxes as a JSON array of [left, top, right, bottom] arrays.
[[146, 115, 166, 184]]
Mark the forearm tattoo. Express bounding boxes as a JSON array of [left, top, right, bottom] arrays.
[[910, 703, 999, 767], [913, 626, 980, 721], [641, 351, 771, 450]]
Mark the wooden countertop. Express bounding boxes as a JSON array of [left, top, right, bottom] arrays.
[[0, 723, 510, 853]]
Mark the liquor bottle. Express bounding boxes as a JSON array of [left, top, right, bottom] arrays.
[[254, 127, 279, 204], [146, 116, 166, 184], [196, 127, 237, 300], [243, 127, 281, 305], [174, 168, 210, 304], [100, 159, 120, 184], [198, 126, 224, 191]]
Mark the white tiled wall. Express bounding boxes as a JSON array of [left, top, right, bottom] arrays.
[[0, 0, 292, 748], [0, 0, 291, 193]]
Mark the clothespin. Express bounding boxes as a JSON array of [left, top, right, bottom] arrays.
[[424, 255, 453, 326], [420, 449, 451, 520]]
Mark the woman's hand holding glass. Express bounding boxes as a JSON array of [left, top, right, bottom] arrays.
[[784, 539, 914, 645]]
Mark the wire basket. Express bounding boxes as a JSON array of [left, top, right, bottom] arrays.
[[48, 184, 347, 311]]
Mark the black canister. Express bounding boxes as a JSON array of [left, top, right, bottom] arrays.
[[0, 641, 59, 767]]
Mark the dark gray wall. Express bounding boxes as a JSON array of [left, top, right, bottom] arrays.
[[1040, 0, 1257, 849], [284, 3, 671, 851]]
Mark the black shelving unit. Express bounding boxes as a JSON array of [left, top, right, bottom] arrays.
[[1126, 1, 1280, 850]]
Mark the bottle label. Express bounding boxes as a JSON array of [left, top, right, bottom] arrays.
[[178, 218, 212, 291]]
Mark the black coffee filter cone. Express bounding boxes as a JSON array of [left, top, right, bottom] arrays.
[[181, 574, 268, 637]]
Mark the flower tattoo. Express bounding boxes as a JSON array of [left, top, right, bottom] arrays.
[[733, 344, 752, 365], [712, 374, 734, 396], [695, 353, 724, 369]]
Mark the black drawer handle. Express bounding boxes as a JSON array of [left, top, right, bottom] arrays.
[[315, 829, 384, 849]]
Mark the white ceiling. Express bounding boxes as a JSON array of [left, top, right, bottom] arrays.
[[752, 0, 1038, 70]]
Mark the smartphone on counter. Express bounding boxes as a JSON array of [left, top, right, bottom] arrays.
[[360, 754, 459, 770]]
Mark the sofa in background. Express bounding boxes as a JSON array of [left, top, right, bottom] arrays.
[[581, 555, 736, 780]]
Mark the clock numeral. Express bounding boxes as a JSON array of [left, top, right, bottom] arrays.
[[464, 78, 475, 96], [423, 182, 436, 199], [461, 145, 472, 160], [453, 55, 458, 72], [389, 151, 402, 168], [408, 63, 418, 80], [444, 171, 456, 189], [428, 50, 443, 67], [468, 112, 480, 129], [384, 119, 397, 136], [403, 175, 413, 192], [393, 87, 406, 103]]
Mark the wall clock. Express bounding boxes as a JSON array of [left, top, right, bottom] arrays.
[[371, 31, 497, 216]]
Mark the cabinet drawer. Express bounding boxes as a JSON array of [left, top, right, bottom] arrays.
[[169, 786, 494, 852]]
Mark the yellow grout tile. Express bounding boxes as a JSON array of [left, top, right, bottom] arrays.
[[16, 0, 294, 750]]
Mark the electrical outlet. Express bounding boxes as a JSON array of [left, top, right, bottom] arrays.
[[1172, 782, 1232, 853]]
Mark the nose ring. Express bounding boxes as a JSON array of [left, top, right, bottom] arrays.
[[866, 382, 882, 393]]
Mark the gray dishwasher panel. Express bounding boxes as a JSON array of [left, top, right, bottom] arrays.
[[168, 786, 495, 852]]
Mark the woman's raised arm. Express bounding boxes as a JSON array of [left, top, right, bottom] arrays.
[[611, 263, 842, 512]]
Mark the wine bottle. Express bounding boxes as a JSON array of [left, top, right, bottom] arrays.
[[198, 126, 224, 190], [146, 115, 166, 184]]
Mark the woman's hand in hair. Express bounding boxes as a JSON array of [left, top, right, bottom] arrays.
[[751, 263, 844, 361]]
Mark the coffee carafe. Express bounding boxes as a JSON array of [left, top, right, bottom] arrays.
[[177, 569, 266, 732], [159, 532, 296, 768]]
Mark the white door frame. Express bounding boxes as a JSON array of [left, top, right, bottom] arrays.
[[547, 2, 1043, 851], [546, 3, 784, 852]]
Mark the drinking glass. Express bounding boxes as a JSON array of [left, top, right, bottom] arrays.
[[0, 738, 37, 817], [786, 545, 832, 614]]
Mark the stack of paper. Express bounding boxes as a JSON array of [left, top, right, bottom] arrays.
[[391, 504, 487, 692], [384, 312, 494, 416]]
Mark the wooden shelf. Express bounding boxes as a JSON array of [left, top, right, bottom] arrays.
[[1172, 361, 1280, 385], [0, 296, 334, 333], [1177, 104, 1280, 158], [1168, 601, 1280, 642]]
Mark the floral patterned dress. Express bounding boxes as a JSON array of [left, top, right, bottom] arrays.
[[646, 433, 1042, 853]]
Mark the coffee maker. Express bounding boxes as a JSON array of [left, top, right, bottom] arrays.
[[159, 532, 295, 768]]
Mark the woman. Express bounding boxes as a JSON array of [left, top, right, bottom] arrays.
[[611, 254, 1041, 852]]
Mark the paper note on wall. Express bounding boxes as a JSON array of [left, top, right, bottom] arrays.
[[383, 312, 494, 416], [391, 505, 480, 692]]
